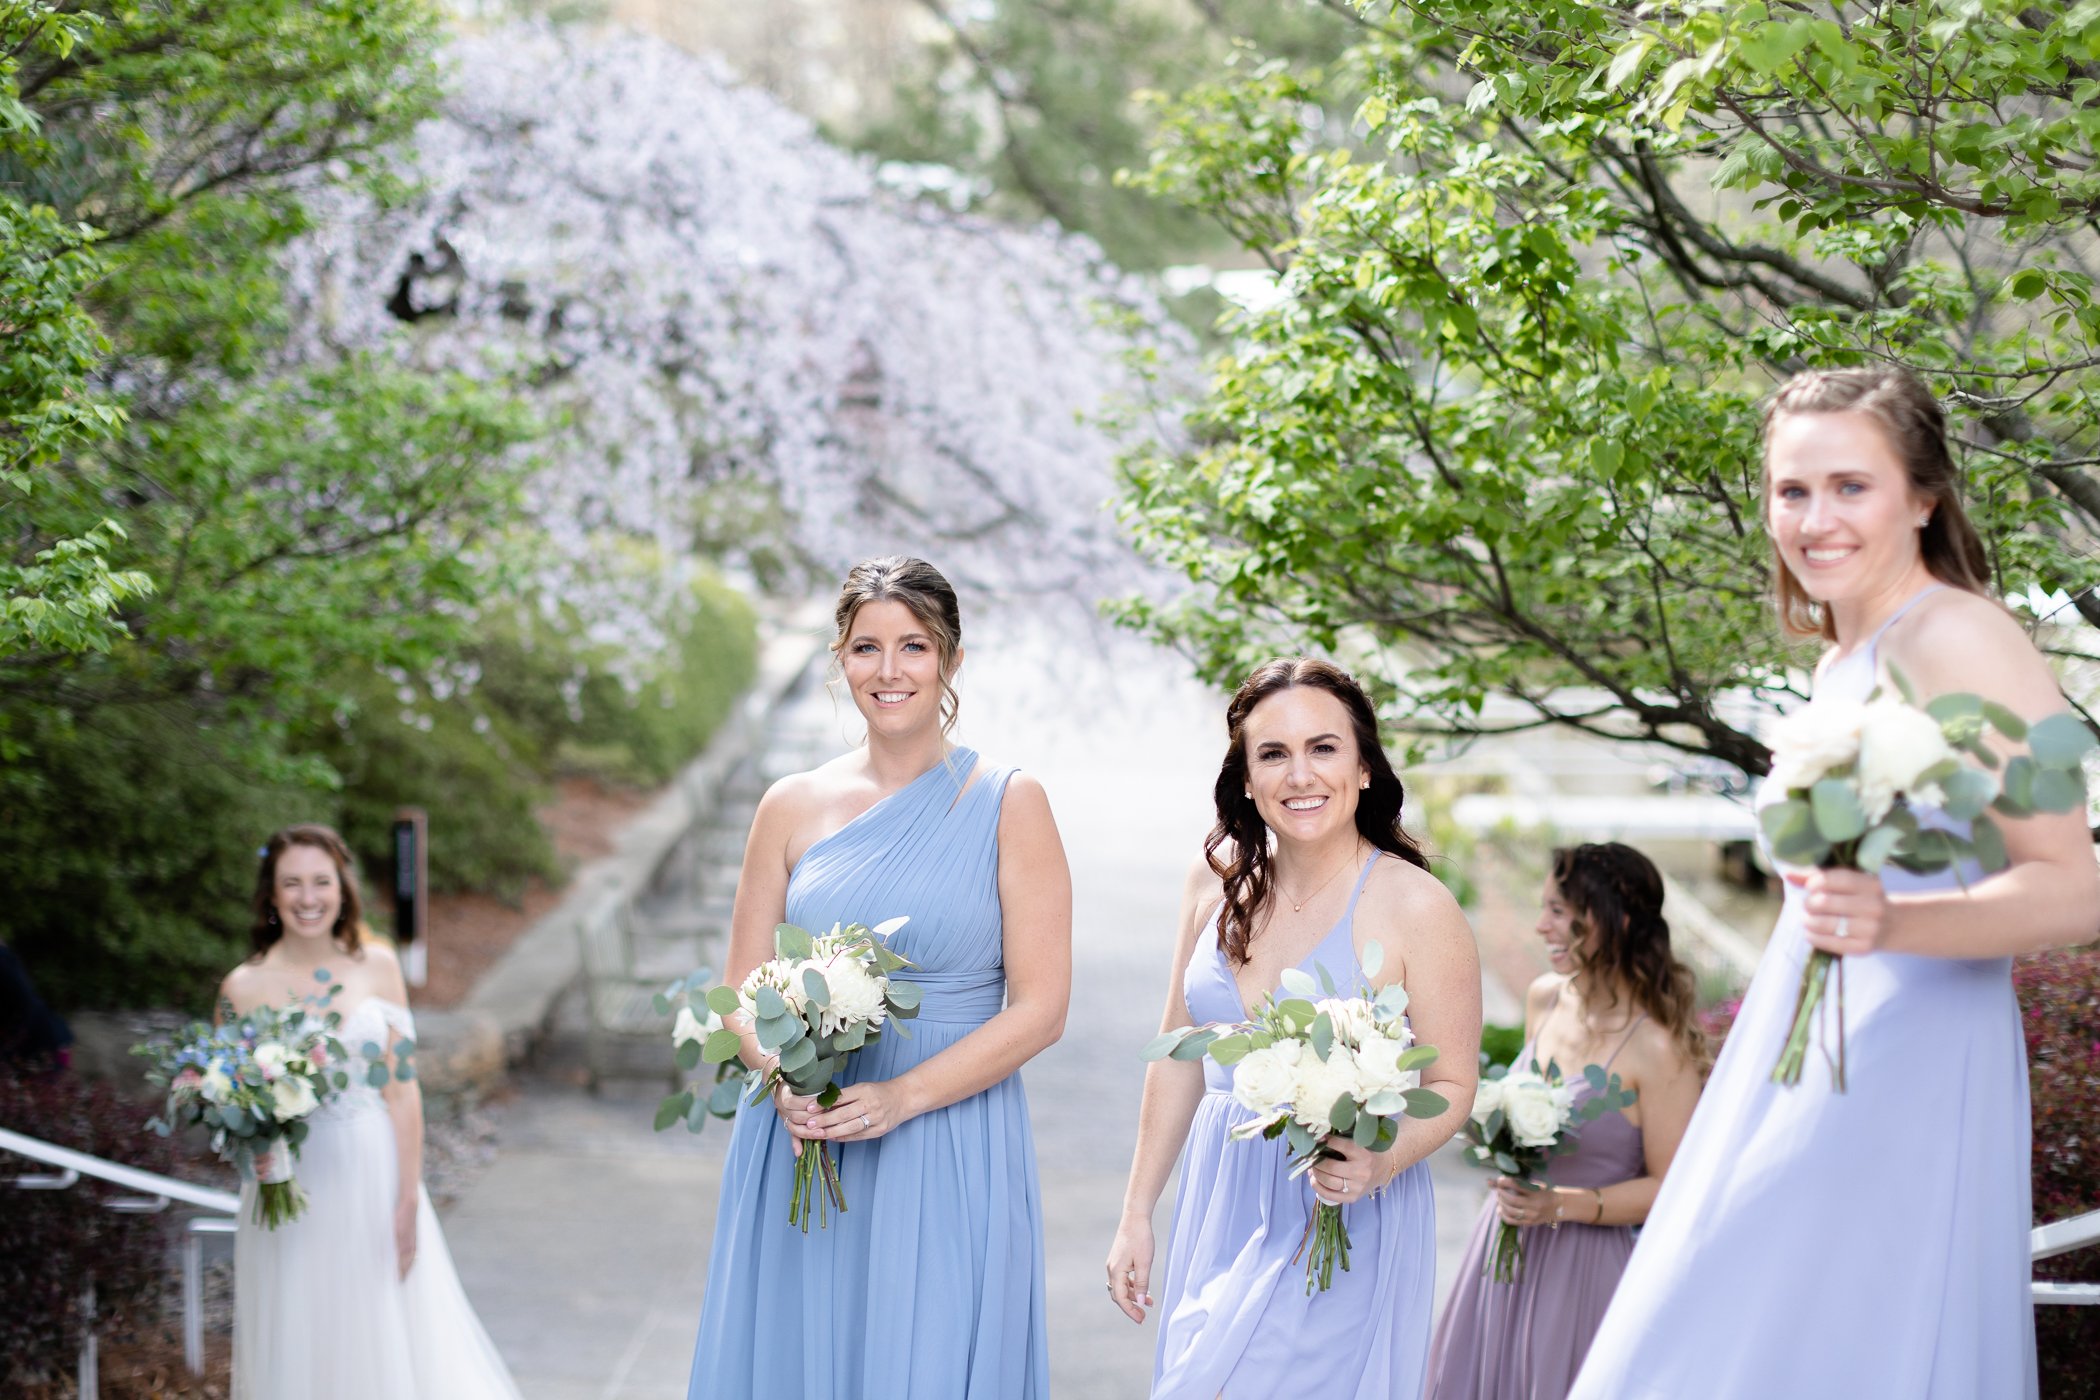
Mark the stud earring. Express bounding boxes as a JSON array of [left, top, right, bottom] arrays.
[[1916, 515, 1930, 528]]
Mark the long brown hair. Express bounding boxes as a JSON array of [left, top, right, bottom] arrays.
[[1549, 843, 1705, 1072], [1761, 367, 1992, 641], [830, 555, 964, 734], [1206, 658, 1429, 966], [250, 824, 365, 957]]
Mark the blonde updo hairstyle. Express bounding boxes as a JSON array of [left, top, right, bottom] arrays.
[[1761, 366, 1992, 641], [830, 555, 964, 735]]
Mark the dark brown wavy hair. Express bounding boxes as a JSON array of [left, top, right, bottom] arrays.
[[1761, 367, 1992, 642], [1550, 843, 1705, 1072], [830, 555, 964, 735], [1206, 658, 1429, 966], [250, 824, 365, 957]]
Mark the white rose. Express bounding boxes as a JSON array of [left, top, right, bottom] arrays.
[[271, 1075, 319, 1121], [1855, 698, 1960, 823], [1290, 1047, 1365, 1138], [1500, 1074, 1572, 1149], [815, 952, 888, 1036], [1767, 700, 1866, 794], [1231, 1040, 1305, 1115], [252, 1044, 288, 1082], [200, 1066, 235, 1105], [1314, 997, 1377, 1048], [1351, 1032, 1419, 1096], [1470, 1075, 1505, 1126]]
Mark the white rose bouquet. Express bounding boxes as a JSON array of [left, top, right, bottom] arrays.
[[135, 974, 392, 1228], [1761, 675, 2094, 1089], [1142, 942, 1448, 1293], [655, 917, 920, 1231], [1461, 1058, 1635, 1282]]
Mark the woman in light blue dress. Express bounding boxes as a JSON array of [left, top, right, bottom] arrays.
[[688, 556, 1071, 1400], [1571, 368, 2099, 1399], [1106, 657, 1480, 1399]]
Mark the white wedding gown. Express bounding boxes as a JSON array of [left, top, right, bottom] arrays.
[[233, 997, 523, 1400]]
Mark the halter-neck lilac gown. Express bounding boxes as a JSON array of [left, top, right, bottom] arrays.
[[1424, 1000, 1648, 1400], [1571, 586, 2038, 1398], [687, 749, 1050, 1400], [1153, 853, 1437, 1400]]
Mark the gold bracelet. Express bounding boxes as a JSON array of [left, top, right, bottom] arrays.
[[1590, 1188, 1605, 1225]]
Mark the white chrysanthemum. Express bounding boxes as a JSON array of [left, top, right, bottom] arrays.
[[1351, 1032, 1420, 1096], [815, 951, 888, 1036], [1291, 1048, 1365, 1138], [1470, 1075, 1505, 1126], [1499, 1073, 1573, 1148], [1768, 700, 1867, 794], [272, 1075, 319, 1121], [1856, 697, 1960, 822], [738, 959, 810, 1020], [1231, 1039, 1305, 1116]]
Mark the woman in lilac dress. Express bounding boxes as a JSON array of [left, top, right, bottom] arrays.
[[1105, 658, 1481, 1399], [1571, 369, 2100, 1399], [1425, 842, 1705, 1400]]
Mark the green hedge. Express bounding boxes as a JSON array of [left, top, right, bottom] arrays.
[[2, 573, 760, 1011]]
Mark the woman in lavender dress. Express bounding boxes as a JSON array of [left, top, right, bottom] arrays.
[[1425, 842, 1704, 1400], [1570, 369, 2100, 1399], [1105, 658, 1481, 1400]]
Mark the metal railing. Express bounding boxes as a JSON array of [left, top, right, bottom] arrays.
[[1, 1125, 238, 1390], [2034, 1208, 2100, 1305]]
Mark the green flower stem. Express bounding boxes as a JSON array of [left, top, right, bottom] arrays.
[[1485, 1220, 1527, 1284], [787, 1143, 848, 1232], [1293, 1202, 1353, 1294], [253, 1179, 308, 1230]]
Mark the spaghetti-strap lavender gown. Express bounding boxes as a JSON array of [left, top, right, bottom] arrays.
[[1571, 586, 2038, 1399], [1153, 853, 1437, 1400], [688, 749, 1050, 1400], [1424, 1004, 1647, 1400]]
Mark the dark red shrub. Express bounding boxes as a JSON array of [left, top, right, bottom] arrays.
[[0, 1066, 181, 1389], [2016, 944, 2100, 1400]]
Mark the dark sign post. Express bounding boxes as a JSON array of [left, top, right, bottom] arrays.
[[392, 808, 429, 987]]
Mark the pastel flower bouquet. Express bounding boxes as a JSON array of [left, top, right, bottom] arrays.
[[1761, 675, 2094, 1089], [135, 975, 398, 1228], [1463, 1058, 1636, 1282], [1144, 942, 1448, 1293], [654, 917, 920, 1231]]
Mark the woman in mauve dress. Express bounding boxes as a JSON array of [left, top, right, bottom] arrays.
[[1425, 841, 1704, 1400]]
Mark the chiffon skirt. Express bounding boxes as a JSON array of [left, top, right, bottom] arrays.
[[233, 1102, 522, 1400], [1153, 1090, 1436, 1399]]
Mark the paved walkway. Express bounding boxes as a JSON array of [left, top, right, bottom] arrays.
[[442, 634, 1509, 1399]]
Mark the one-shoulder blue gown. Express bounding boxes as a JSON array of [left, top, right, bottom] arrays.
[[687, 749, 1050, 1400]]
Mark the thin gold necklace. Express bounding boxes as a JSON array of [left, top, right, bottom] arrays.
[[1275, 841, 1365, 914]]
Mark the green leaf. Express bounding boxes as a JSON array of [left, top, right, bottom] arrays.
[[2032, 766, 2085, 813], [1309, 1012, 1334, 1061], [801, 968, 830, 1009], [654, 1092, 693, 1132], [775, 923, 814, 960], [2029, 714, 2096, 770], [1926, 692, 1983, 724], [702, 1027, 744, 1064], [1328, 1093, 1356, 1136], [1208, 1033, 1253, 1065], [1970, 815, 2009, 873], [1939, 766, 1998, 822], [886, 980, 922, 1012], [778, 1038, 817, 1073], [753, 987, 785, 1021], [706, 985, 741, 1017], [1140, 1030, 1188, 1061], [1401, 1088, 1450, 1118], [1855, 823, 1903, 873], [1169, 1029, 1218, 1062], [1981, 702, 2028, 742], [1810, 778, 1867, 843], [1359, 939, 1384, 980]]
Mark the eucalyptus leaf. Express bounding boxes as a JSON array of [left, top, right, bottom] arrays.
[[1329, 1093, 1357, 1136], [1365, 1089, 1404, 1116], [1169, 1030, 1218, 1062], [1316, 962, 1337, 997], [1309, 1013, 1334, 1062], [1141, 1030, 1188, 1061], [775, 923, 814, 961], [676, 1039, 703, 1071], [1279, 967, 1318, 998], [1970, 815, 2009, 873], [887, 981, 922, 1012], [1351, 1110, 1379, 1147], [1809, 778, 1867, 843], [1981, 701, 2028, 741], [2029, 713, 2097, 770], [702, 1027, 744, 1064], [1360, 939, 1385, 979], [1925, 692, 1982, 724], [365, 1064, 389, 1089], [1854, 823, 1903, 873], [1939, 766, 1997, 822], [778, 1038, 817, 1073], [706, 984, 742, 1017], [801, 968, 830, 1009], [753, 986, 785, 1021], [1208, 1033, 1253, 1065], [654, 1092, 693, 1132], [1395, 1044, 1439, 1071], [2032, 766, 2084, 813], [1401, 1088, 1449, 1118], [1997, 756, 2037, 816]]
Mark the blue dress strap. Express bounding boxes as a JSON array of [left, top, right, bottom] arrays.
[[1341, 850, 1382, 920]]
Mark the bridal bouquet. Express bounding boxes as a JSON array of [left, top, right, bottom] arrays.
[[135, 977, 376, 1228], [662, 918, 920, 1230], [1143, 943, 1448, 1293], [1463, 1058, 1636, 1282], [1761, 676, 2094, 1090]]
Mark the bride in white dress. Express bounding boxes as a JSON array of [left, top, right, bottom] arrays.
[[218, 823, 522, 1400]]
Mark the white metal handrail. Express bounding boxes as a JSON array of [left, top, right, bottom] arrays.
[[2034, 1208, 2100, 1306], [2, 1124, 239, 1380]]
